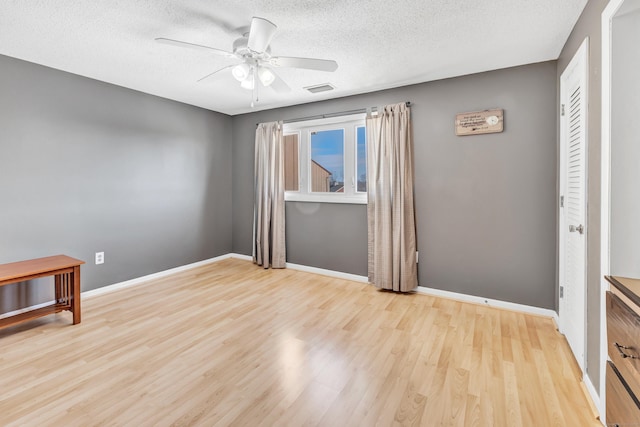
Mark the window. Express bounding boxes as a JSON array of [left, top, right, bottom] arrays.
[[283, 114, 366, 203]]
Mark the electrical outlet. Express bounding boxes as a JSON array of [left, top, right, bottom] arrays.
[[95, 252, 104, 265]]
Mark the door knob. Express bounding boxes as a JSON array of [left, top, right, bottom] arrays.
[[569, 224, 584, 234]]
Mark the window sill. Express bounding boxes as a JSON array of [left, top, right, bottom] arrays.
[[285, 193, 367, 205]]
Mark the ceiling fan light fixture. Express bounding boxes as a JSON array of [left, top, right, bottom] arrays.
[[240, 74, 255, 90], [258, 67, 275, 87], [232, 63, 250, 82]]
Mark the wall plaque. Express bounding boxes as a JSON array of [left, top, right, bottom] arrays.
[[455, 109, 504, 136]]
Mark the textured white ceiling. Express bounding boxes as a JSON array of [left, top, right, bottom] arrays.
[[0, 0, 587, 115]]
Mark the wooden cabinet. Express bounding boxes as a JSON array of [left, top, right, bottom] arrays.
[[605, 276, 640, 426], [607, 362, 640, 426]]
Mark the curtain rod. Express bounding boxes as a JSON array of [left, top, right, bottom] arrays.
[[256, 102, 411, 126]]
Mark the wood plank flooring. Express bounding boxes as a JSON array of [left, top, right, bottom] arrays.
[[0, 258, 600, 426]]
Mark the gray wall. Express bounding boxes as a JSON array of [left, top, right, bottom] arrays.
[[233, 61, 558, 309], [557, 0, 609, 395], [0, 55, 233, 313], [286, 203, 368, 276], [611, 8, 640, 277]]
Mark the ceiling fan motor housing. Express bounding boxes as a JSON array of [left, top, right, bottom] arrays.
[[232, 36, 248, 53], [233, 36, 271, 58]]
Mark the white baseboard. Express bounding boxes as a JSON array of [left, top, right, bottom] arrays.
[[229, 253, 252, 262], [233, 254, 556, 320], [83, 253, 235, 299], [228, 253, 368, 283], [285, 262, 368, 283], [584, 373, 603, 424], [0, 254, 237, 319], [416, 285, 558, 319], [2, 253, 556, 326], [237, 255, 557, 321]]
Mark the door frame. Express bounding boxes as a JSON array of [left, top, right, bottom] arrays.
[[601, 0, 628, 420], [558, 37, 589, 373]]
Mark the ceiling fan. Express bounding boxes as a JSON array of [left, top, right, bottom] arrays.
[[156, 17, 338, 105]]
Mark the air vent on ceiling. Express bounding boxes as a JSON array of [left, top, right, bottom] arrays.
[[304, 83, 335, 93]]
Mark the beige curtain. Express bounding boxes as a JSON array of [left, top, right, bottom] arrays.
[[253, 121, 286, 269], [366, 103, 418, 291]]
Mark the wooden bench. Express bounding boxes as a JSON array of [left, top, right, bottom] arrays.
[[0, 255, 84, 330]]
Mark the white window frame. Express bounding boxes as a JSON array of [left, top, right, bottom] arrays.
[[283, 113, 367, 204]]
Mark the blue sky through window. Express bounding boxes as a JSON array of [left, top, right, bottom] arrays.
[[311, 129, 344, 182], [357, 126, 366, 190]]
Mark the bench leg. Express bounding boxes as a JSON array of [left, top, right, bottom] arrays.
[[55, 274, 62, 304], [72, 266, 81, 324]]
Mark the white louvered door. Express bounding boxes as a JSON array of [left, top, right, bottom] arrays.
[[559, 38, 588, 371]]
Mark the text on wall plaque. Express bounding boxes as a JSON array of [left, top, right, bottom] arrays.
[[455, 109, 504, 136]]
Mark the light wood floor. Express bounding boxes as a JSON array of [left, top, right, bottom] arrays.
[[0, 258, 599, 426]]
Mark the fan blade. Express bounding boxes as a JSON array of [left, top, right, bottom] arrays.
[[155, 37, 237, 59], [269, 56, 338, 72], [197, 64, 236, 82], [268, 69, 291, 93], [247, 17, 277, 53]]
